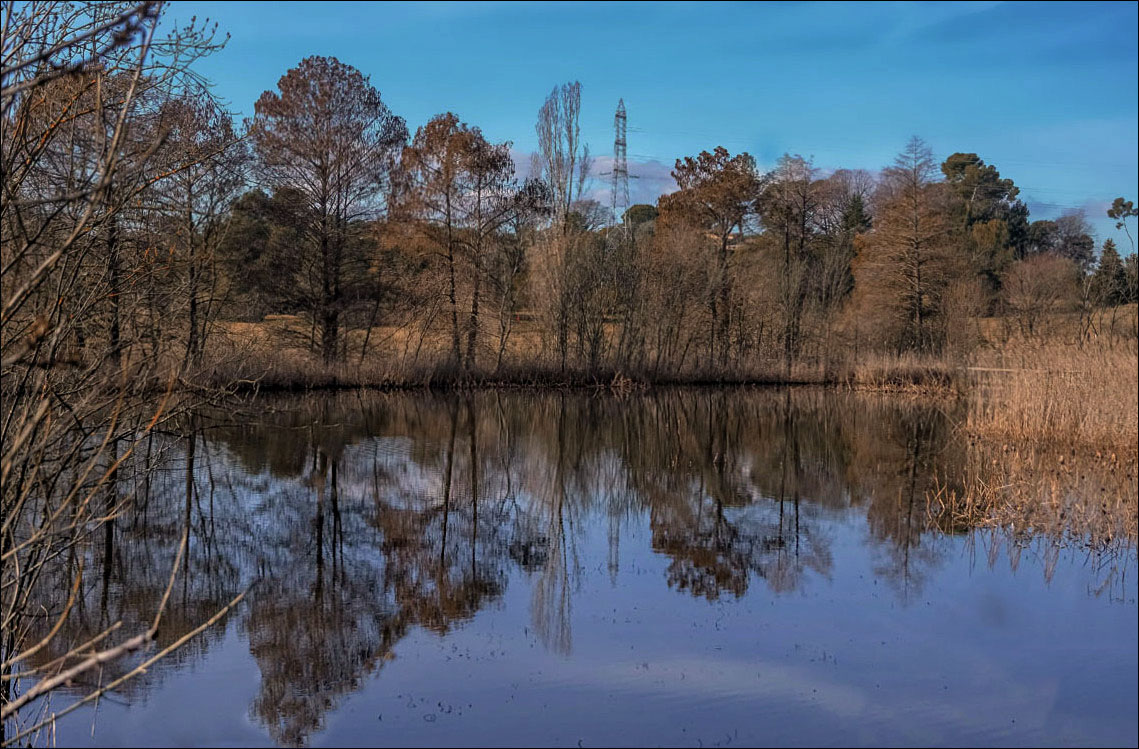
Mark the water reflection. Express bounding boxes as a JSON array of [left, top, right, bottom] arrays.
[[21, 389, 1136, 747]]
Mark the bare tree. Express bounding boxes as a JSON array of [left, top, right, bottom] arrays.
[[486, 179, 549, 371], [1053, 210, 1096, 270], [148, 95, 246, 365], [1001, 254, 1078, 340], [642, 221, 714, 373], [813, 172, 873, 372], [535, 81, 588, 232], [758, 154, 822, 377], [2, 2, 240, 740], [247, 55, 406, 363], [659, 146, 763, 366]]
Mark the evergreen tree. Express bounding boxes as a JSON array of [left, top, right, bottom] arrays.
[[940, 152, 1027, 286], [1093, 239, 1126, 306]]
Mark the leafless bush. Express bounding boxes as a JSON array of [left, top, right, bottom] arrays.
[[2, 2, 244, 740]]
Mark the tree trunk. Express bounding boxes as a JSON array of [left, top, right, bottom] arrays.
[[185, 197, 199, 367], [446, 193, 461, 368], [718, 232, 731, 367], [107, 215, 121, 369], [466, 255, 481, 372], [321, 308, 339, 365]]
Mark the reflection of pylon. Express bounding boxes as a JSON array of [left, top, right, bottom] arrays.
[[611, 99, 629, 229]]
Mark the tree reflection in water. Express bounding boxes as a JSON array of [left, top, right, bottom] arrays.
[[30, 388, 1093, 747]]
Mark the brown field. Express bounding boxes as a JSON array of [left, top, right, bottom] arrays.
[[208, 314, 966, 390]]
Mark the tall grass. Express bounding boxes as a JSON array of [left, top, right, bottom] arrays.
[[934, 337, 1139, 549], [967, 340, 1138, 454], [844, 351, 964, 393], [202, 319, 974, 392]]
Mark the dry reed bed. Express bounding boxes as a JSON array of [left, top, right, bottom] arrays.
[[967, 341, 1138, 454], [845, 352, 964, 394], [201, 320, 973, 393], [192, 342, 971, 394], [937, 341, 1139, 547]]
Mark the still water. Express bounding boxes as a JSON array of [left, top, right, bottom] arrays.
[[26, 390, 1139, 747]]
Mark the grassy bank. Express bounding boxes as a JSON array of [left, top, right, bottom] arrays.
[[195, 313, 975, 392], [191, 340, 967, 394]]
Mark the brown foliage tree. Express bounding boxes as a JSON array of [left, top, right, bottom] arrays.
[[854, 137, 959, 353], [757, 154, 823, 376], [248, 55, 406, 363], [658, 147, 763, 365], [1002, 253, 1078, 339], [394, 113, 544, 372]]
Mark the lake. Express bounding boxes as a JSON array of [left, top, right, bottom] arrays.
[[19, 389, 1138, 747]]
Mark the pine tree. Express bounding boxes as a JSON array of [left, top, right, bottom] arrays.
[[1093, 239, 1127, 306]]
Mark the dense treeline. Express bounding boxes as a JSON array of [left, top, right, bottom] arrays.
[[213, 67, 1139, 378], [4, 10, 1137, 390]]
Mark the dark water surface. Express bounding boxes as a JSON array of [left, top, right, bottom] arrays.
[[25, 390, 1139, 747]]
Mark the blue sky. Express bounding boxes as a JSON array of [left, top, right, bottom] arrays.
[[171, 0, 1139, 251]]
